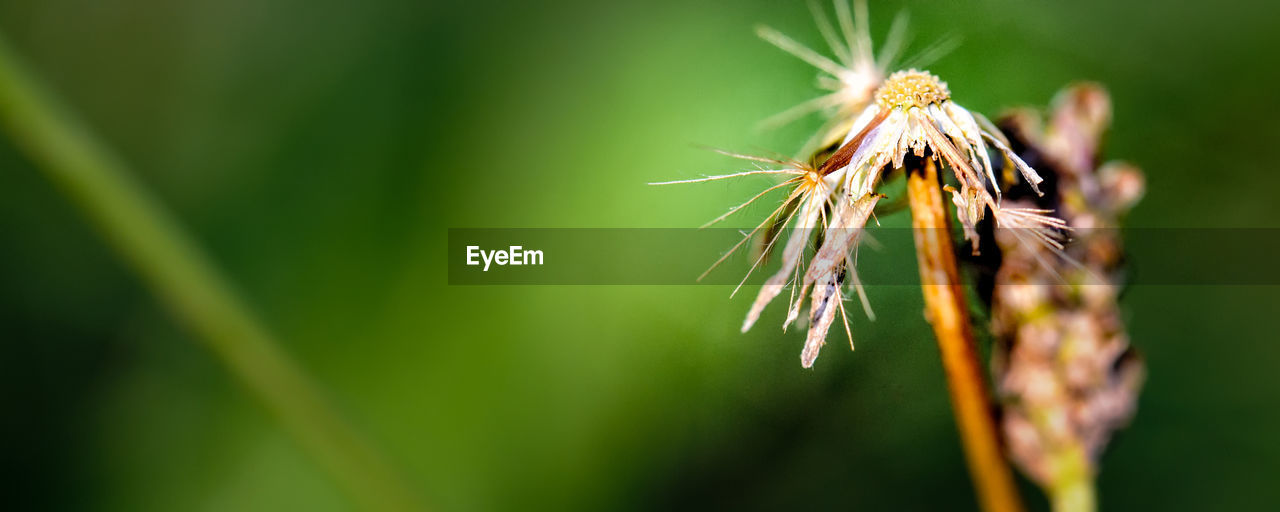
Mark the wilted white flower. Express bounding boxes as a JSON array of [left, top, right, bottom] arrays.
[[829, 69, 1063, 252], [725, 68, 1068, 367], [658, 6, 1066, 369]]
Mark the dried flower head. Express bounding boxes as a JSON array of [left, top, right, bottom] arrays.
[[830, 68, 1061, 250], [657, 2, 1066, 369], [736, 66, 1070, 366]]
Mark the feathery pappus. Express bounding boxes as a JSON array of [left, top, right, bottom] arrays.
[[756, 0, 958, 152]]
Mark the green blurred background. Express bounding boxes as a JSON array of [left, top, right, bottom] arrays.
[[2, 0, 1278, 509]]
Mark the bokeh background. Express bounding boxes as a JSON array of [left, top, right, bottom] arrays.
[[3, 0, 1279, 510]]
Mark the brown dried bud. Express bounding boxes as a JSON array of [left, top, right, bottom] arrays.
[[989, 83, 1144, 499]]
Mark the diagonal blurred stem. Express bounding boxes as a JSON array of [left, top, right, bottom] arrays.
[[0, 34, 423, 512], [905, 157, 1023, 512]]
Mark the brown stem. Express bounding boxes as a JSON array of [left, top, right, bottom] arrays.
[[906, 157, 1024, 512]]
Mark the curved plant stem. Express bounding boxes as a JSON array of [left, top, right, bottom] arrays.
[[905, 157, 1023, 512], [0, 35, 424, 512]]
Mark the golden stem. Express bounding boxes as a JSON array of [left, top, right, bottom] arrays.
[[906, 157, 1023, 512]]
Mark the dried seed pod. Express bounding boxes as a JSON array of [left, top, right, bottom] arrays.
[[988, 83, 1145, 507]]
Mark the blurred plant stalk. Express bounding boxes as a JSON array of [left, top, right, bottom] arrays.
[[989, 84, 1145, 512], [0, 34, 424, 512], [907, 157, 1024, 512]]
